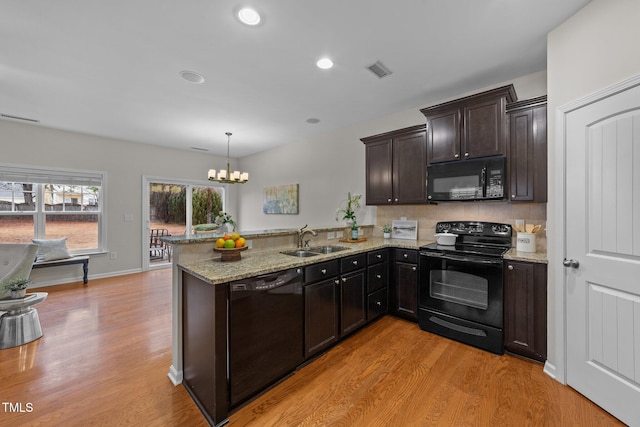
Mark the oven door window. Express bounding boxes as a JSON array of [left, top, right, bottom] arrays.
[[430, 270, 488, 310]]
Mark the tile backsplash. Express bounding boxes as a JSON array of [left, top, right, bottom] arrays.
[[375, 201, 547, 252]]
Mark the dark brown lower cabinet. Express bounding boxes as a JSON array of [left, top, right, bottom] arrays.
[[391, 249, 418, 321], [503, 260, 547, 362], [181, 271, 229, 427], [304, 278, 339, 358]]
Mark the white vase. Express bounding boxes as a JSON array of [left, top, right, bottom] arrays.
[[11, 289, 26, 299], [383, 232, 391, 239]]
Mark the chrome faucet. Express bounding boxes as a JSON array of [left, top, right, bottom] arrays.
[[297, 224, 317, 248]]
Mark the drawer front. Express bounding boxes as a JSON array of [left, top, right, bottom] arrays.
[[367, 262, 388, 293], [305, 260, 338, 284], [340, 253, 367, 274], [367, 249, 388, 265], [394, 248, 417, 264], [367, 288, 388, 321]]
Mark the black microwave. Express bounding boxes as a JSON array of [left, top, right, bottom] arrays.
[[427, 156, 506, 202]]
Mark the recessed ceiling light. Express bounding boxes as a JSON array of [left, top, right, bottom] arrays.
[[316, 58, 334, 70], [238, 8, 261, 26], [179, 70, 205, 84], [306, 118, 320, 124]]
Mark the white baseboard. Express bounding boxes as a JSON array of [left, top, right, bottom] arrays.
[[31, 268, 142, 288], [168, 365, 183, 386], [543, 360, 561, 383]]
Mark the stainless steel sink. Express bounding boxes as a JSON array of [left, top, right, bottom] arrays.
[[280, 245, 350, 257], [280, 249, 321, 258], [307, 245, 350, 254]]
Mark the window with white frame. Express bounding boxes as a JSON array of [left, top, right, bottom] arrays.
[[0, 164, 105, 253]]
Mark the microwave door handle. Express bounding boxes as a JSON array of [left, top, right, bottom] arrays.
[[481, 167, 487, 197]]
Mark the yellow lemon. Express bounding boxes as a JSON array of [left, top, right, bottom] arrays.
[[216, 238, 226, 248], [231, 233, 240, 241], [224, 239, 236, 248]]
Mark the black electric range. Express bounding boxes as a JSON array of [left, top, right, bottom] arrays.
[[418, 221, 512, 355]]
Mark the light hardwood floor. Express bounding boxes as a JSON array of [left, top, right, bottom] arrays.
[[1, 270, 623, 426]]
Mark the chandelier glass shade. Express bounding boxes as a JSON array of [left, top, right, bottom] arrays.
[[207, 132, 249, 184]]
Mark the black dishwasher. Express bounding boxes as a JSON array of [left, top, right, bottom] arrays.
[[229, 267, 304, 406]]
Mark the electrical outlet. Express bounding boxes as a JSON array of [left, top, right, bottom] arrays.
[[327, 231, 335, 239], [336, 230, 343, 239], [110, 251, 117, 260]]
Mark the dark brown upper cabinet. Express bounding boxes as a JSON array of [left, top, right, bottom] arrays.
[[420, 85, 517, 164], [506, 96, 547, 203], [361, 124, 427, 205]]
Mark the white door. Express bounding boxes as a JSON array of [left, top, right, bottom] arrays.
[[564, 80, 640, 426]]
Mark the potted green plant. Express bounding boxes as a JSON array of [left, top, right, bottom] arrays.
[[3, 277, 32, 299], [335, 192, 361, 226], [214, 211, 237, 233], [382, 224, 392, 239]]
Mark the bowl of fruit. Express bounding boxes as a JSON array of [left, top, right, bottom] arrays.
[[213, 233, 248, 262]]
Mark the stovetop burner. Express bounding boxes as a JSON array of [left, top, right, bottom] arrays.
[[421, 221, 512, 257]]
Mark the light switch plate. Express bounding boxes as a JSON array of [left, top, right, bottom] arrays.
[[336, 231, 343, 238], [327, 232, 335, 239]]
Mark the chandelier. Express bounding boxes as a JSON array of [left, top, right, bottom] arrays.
[[207, 132, 249, 184]]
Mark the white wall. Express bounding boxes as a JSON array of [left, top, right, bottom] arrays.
[[1, 120, 237, 284], [238, 70, 547, 231], [546, 0, 640, 373]]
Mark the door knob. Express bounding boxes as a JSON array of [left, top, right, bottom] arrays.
[[563, 259, 580, 268]]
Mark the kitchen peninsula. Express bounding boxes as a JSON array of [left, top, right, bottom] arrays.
[[163, 226, 545, 426]]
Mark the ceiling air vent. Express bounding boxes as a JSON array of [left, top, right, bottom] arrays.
[[367, 61, 392, 79]]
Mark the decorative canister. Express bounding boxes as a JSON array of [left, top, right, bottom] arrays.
[[516, 232, 536, 253]]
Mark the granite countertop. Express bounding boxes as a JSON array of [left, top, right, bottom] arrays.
[[179, 238, 549, 285], [504, 248, 548, 264], [179, 237, 428, 285]]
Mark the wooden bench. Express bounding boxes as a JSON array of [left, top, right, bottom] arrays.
[[33, 255, 90, 285]]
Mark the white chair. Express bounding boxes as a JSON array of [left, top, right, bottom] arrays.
[[0, 243, 47, 349]]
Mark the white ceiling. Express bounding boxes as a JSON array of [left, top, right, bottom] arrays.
[[0, 0, 590, 158]]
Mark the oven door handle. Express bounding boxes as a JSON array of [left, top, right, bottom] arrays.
[[421, 252, 503, 265]]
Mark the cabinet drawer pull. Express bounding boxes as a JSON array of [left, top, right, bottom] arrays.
[[342, 278, 347, 283], [376, 301, 382, 306], [403, 253, 408, 258], [513, 340, 529, 347], [320, 268, 327, 274], [352, 260, 358, 266], [376, 254, 382, 259], [508, 265, 514, 271], [376, 274, 382, 279], [412, 266, 417, 272]]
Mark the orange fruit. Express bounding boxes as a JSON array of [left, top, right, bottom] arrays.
[[223, 234, 232, 240], [224, 239, 236, 248], [236, 237, 246, 247], [215, 238, 225, 248]]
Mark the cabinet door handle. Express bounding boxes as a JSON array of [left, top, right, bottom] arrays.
[[454, 153, 459, 158], [376, 301, 382, 306], [403, 253, 408, 258], [342, 278, 347, 283], [376, 274, 382, 279], [334, 279, 340, 285], [507, 265, 514, 270], [320, 268, 327, 274], [511, 194, 516, 199], [412, 266, 417, 272], [352, 260, 358, 266], [387, 198, 392, 202], [394, 198, 398, 202], [376, 254, 382, 259], [464, 152, 469, 157]]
